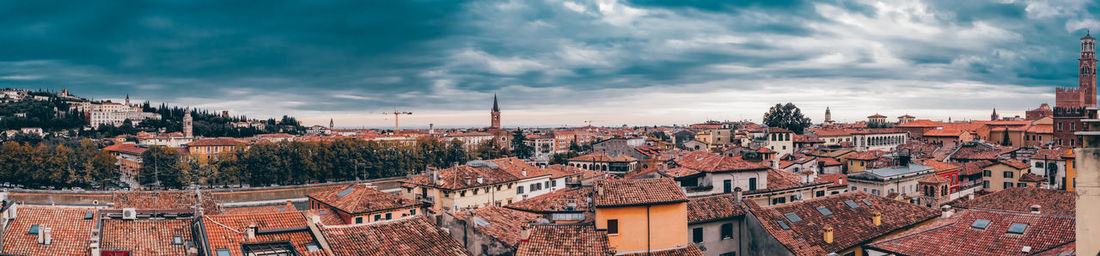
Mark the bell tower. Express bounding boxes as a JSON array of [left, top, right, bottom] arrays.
[[490, 94, 501, 129], [1081, 31, 1097, 107]]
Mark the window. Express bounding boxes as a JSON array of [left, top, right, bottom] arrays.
[[28, 224, 39, 235], [721, 223, 733, 239], [983, 181, 990, 188], [410, 209, 416, 215], [789, 195, 798, 202], [816, 206, 833, 216], [385, 213, 392, 220], [551, 180, 557, 187], [862, 199, 872, 206], [1004, 182, 1012, 189], [518, 186, 524, 194], [749, 178, 758, 191], [216, 249, 231, 256], [971, 219, 991, 230], [1007, 223, 1028, 234], [816, 191, 825, 197], [777, 220, 791, 230], [1004, 171, 1014, 178], [983, 170, 991, 177], [692, 228, 703, 243], [723, 180, 732, 193], [784, 213, 802, 223], [844, 200, 860, 209], [173, 236, 183, 245], [355, 217, 363, 224], [607, 219, 619, 234], [871, 189, 879, 195], [1017, 183, 1026, 187]]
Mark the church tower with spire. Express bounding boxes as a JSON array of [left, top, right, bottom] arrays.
[[991, 108, 999, 121], [329, 118, 334, 129], [490, 94, 501, 129]]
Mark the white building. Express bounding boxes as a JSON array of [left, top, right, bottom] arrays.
[[847, 163, 935, 198], [765, 127, 794, 156]]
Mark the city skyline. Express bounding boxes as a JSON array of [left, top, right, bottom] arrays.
[[1, 0, 1098, 127]]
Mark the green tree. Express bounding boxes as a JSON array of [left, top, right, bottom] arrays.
[[550, 151, 580, 165], [138, 146, 186, 189], [763, 103, 812, 134], [510, 130, 534, 159]]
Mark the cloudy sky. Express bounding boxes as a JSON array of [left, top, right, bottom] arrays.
[[1, 0, 1098, 128]]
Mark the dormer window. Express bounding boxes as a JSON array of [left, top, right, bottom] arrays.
[[28, 225, 39, 235]]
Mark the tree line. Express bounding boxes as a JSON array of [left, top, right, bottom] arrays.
[[138, 136, 519, 189], [0, 139, 117, 189]]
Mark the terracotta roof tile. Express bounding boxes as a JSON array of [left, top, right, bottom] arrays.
[[1019, 173, 1044, 182], [921, 159, 961, 172], [507, 187, 593, 214], [954, 187, 1075, 216], [308, 184, 422, 215], [320, 216, 470, 256], [103, 143, 148, 155], [404, 164, 521, 191], [595, 178, 687, 207], [619, 245, 705, 256], [919, 175, 950, 184], [745, 192, 938, 256], [0, 206, 98, 256], [896, 119, 941, 128], [451, 206, 541, 245], [101, 218, 194, 256], [200, 211, 325, 256], [687, 194, 745, 224], [515, 224, 613, 256], [868, 209, 1074, 256], [816, 157, 842, 166], [568, 151, 638, 162], [814, 174, 848, 188], [958, 160, 994, 176], [223, 201, 297, 215]]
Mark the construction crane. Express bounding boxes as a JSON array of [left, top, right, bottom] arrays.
[[382, 108, 413, 135]]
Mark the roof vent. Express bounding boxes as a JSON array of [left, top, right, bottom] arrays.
[[1021, 246, 1032, 253], [38, 227, 52, 245], [1030, 205, 1041, 214], [477, 177, 484, 184], [122, 208, 137, 220]]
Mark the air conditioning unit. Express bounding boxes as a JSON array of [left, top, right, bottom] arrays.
[[122, 208, 137, 220]]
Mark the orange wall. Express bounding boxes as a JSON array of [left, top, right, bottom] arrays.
[[595, 202, 688, 253], [1066, 157, 1077, 192]]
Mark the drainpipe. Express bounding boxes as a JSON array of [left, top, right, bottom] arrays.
[[647, 205, 651, 254]]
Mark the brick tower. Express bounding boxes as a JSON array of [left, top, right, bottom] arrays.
[[1080, 31, 1096, 107], [490, 94, 501, 129]]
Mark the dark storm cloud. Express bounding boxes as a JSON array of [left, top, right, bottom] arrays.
[[0, 0, 1097, 125]]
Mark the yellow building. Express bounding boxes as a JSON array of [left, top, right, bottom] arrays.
[[979, 159, 1031, 192], [401, 163, 523, 213], [1065, 149, 1077, 192], [843, 151, 882, 173], [594, 178, 691, 254], [308, 183, 424, 224]]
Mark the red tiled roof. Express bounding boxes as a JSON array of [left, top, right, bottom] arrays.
[[756, 147, 776, 153], [451, 206, 541, 245], [868, 114, 887, 118], [767, 127, 793, 133], [200, 211, 325, 256], [923, 129, 965, 137], [223, 201, 297, 215], [0, 206, 98, 256], [868, 209, 1075, 256], [764, 169, 811, 192], [1031, 148, 1063, 160], [619, 245, 705, 256], [661, 167, 701, 178], [675, 151, 771, 173], [103, 143, 147, 155], [745, 191, 938, 256], [546, 164, 604, 180], [814, 174, 847, 188], [957, 160, 994, 176], [687, 194, 745, 224], [515, 224, 613, 256], [816, 157, 842, 166], [487, 157, 558, 178], [993, 159, 1031, 170], [1026, 124, 1053, 134], [568, 151, 638, 162], [507, 187, 593, 214], [308, 184, 422, 215], [810, 129, 852, 136], [918, 175, 950, 184], [185, 138, 243, 146], [101, 218, 193, 256], [846, 150, 884, 161], [793, 135, 824, 143], [595, 178, 687, 207], [921, 160, 961, 172], [954, 187, 1075, 216], [305, 209, 347, 226], [320, 216, 470, 256], [404, 164, 521, 190], [1019, 173, 1044, 182]]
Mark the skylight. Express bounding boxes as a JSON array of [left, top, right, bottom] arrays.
[[173, 236, 183, 245], [778, 221, 790, 230], [28, 225, 39, 235], [216, 248, 231, 256], [337, 187, 355, 197], [84, 212, 94, 220], [844, 200, 860, 209], [971, 219, 991, 230], [1007, 223, 1028, 234], [306, 244, 320, 252], [473, 216, 491, 227], [862, 199, 872, 206], [816, 206, 833, 216], [784, 213, 802, 223]]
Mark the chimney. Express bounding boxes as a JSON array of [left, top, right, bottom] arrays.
[[733, 187, 743, 204], [941, 205, 954, 218], [597, 185, 605, 196], [286, 200, 294, 208], [42, 227, 52, 245], [522, 170, 527, 177], [823, 226, 834, 244], [246, 224, 257, 240], [89, 241, 100, 256], [477, 177, 484, 184], [520, 225, 531, 243], [872, 211, 882, 226], [1031, 205, 1041, 214]]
